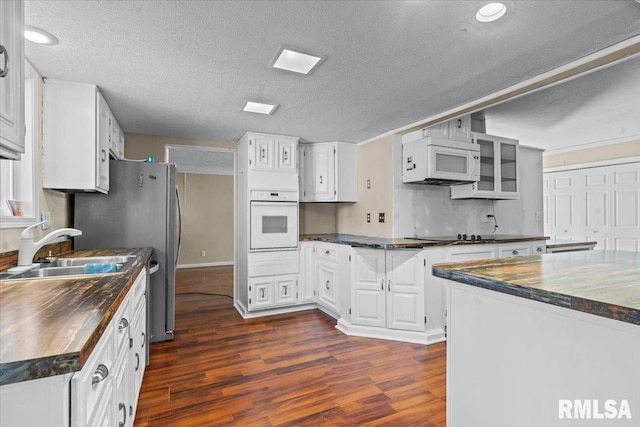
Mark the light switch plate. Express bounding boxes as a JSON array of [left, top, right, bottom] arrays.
[[378, 213, 385, 223], [367, 213, 371, 223]]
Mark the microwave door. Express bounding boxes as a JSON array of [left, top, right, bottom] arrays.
[[429, 146, 475, 181]]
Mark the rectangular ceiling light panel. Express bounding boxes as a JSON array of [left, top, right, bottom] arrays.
[[242, 101, 278, 115], [272, 47, 324, 75]]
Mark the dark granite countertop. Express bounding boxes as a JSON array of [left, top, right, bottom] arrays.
[[300, 233, 547, 249], [0, 248, 153, 385], [432, 250, 640, 325], [545, 239, 597, 248]]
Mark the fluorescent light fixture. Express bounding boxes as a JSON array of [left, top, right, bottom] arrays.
[[242, 101, 278, 115], [24, 26, 58, 45], [476, 2, 507, 22], [271, 47, 325, 75]]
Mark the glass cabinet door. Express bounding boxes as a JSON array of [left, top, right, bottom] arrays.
[[477, 138, 495, 192], [500, 142, 517, 193]]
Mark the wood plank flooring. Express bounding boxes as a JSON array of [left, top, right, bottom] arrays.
[[135, 266, 447, 426]]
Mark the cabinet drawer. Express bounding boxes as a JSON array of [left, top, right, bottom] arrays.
[[131, 269, 147, 315], [71, 324, 115, 427], [316, 243, 338, 263], [248, 251, 299, 277], [114, 296, 132, 357], [498, 243, 532, 258]]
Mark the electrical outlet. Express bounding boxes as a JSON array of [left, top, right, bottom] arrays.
[[40, 211, 51, 230], [366, 213, 371, 223], [367, 179, 371, 189], [201, 251, 206, 257], [378, 213, 385, 223]]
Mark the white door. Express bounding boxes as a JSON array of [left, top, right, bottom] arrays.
[[583, 168, 611, 249], [250, 201, 298, 250], [351, 249, 385, 328], [386, 251, 425, 332], [312, 144, 335, 201], [551, 173, 580, 240], [611, 165, 640, 251], [275, 138, 296, 172], [249, 277, 274, 310]]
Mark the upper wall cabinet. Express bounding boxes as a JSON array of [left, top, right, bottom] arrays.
[[299, 141, 357, 202], [43, 79, 118, 193], [401, 115, 472, 144], [238, 132, 299, 191], [450, 132, 519, 200], [0, 0, 25, 160]]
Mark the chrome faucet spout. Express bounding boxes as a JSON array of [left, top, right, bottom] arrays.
[[16, 222, 83, 267]]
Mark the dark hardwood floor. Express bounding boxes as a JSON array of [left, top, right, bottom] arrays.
[[134, 266, 447, 426]]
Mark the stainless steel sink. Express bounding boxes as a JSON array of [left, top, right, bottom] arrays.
[[0, 255, 137, 281]]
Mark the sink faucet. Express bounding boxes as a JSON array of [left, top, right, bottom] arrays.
[[15, 221, 83, 268]]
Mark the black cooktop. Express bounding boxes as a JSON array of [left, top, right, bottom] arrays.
[[408, 234, 494, 242]]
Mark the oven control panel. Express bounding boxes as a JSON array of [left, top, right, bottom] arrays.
[[250, 190, 298, 201]]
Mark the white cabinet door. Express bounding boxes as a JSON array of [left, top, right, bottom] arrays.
[[611, 166, 640, 251], [249, 277, 275, 310], [114, 351, 131, 427], [96, 92, 110, 192], [551, 172, 581, 240], [275, 138, 296, 172], [351, 249, 386, 328], [0, 0, 25, 159], [250, 135, 275, 171], [318, 260, 338, 313], [298, 242, 316, 303], [423, 121, 449, 139], [312, 144, 336, 201], [386, 251, 425, 332], [448, 116, 471, 142], [583, 168, 610, 249], [131, 302, 146, 405], [299, 145, 313, 201], [275, 275, 297, 306]]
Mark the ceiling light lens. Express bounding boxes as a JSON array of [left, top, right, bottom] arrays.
[[242, 101, 278, 115], [476, 3, 507, 22], [272, 48, 323, 75], [24, 26, 58, 45]]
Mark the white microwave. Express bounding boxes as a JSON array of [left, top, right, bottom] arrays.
[[402, 137, 480, 184]]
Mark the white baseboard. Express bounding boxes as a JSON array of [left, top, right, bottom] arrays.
[[336, 319, 446, 346], [234, 301, 317, 319], [177, 261, 234, 269]]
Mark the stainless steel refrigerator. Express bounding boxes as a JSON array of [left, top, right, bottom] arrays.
[[74, 159, 178, 342]]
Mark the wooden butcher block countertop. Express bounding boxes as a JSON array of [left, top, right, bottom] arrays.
[[0, 248, 152, 385]]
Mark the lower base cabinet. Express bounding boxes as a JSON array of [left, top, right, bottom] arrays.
[[0, 267, 148, 427], [350, 249, 425, 332], [249, 274, 298, 310]]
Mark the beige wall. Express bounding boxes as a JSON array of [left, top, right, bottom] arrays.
[[336, 135, 394, 237], [299, 203, 337, 234], [125, 133, 235, 266], [1, 76, 71, 253], [543, 140, 640, 168]]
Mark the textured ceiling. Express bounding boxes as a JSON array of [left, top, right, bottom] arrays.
[[24, 0, 640, 146]]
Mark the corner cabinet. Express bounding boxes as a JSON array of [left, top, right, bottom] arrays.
[[299, 141, 357, 202], [0, 0, 25, 160], [43, 79, 120, 193], [350, 248, 426, 333], [450, 132, 519, 200]]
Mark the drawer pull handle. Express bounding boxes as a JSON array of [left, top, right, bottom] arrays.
[[537, 247, 543, 252], [118, 402, 127, 427], [325, 280, 330, 290], [135, 353, 140, 371], [92, 364, 109, 385], [0, 44, 8, 78], [118, 317, 129, 331], [381, 278, 384, 290], [141, 332, 145, 348], [388, 279, 391, 291], [325, 250, 330, 255], [319, 175, 323, 184], [512, 250, 518, 255]]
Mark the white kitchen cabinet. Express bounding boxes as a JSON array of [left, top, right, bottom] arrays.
[[497, 242, 533, 258], [43, 79, 120, 193], [450, 132, 519, 200], [299, 141, 357, 202], [247, 133, 297, 173], [350, 249, 425, 333], [248, 274, 298, 310], [315, 242, 340, 314], [423, 116, 471, 143], [0, 0, 25, 160], [298, 241, 317, 303], [109, 115, 125, 160]]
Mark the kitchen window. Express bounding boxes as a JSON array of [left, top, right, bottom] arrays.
[[0, 60, 40, 228]]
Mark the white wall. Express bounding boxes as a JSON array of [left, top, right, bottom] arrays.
[[392, 136, 544, 238]]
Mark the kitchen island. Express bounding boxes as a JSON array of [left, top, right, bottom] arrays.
[[433, 251, 640, 427]]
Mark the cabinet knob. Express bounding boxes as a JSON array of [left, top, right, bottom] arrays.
[[325, 250, 330, 255], [457, 118, 462, 129], [512, 250, 518, 255], [537, 247, 543, 252], [0, 44, 8, 78], [118, 317, 129, 332], [118, 402, 127, 427], [141, 332, 145, 348], [388, 279, 391, 291], [91, 364, 109, 385], [101, 149, 107, 162], [326, 280, 330, 290]]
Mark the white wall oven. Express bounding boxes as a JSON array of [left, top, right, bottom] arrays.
[[250, 190, 298, 251]]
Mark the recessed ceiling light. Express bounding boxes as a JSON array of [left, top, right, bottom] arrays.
[[476, 2, 508, 22], [242, 101, 278, 115], [271, 47, 325, 75], [24, 26, 58, 45]]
